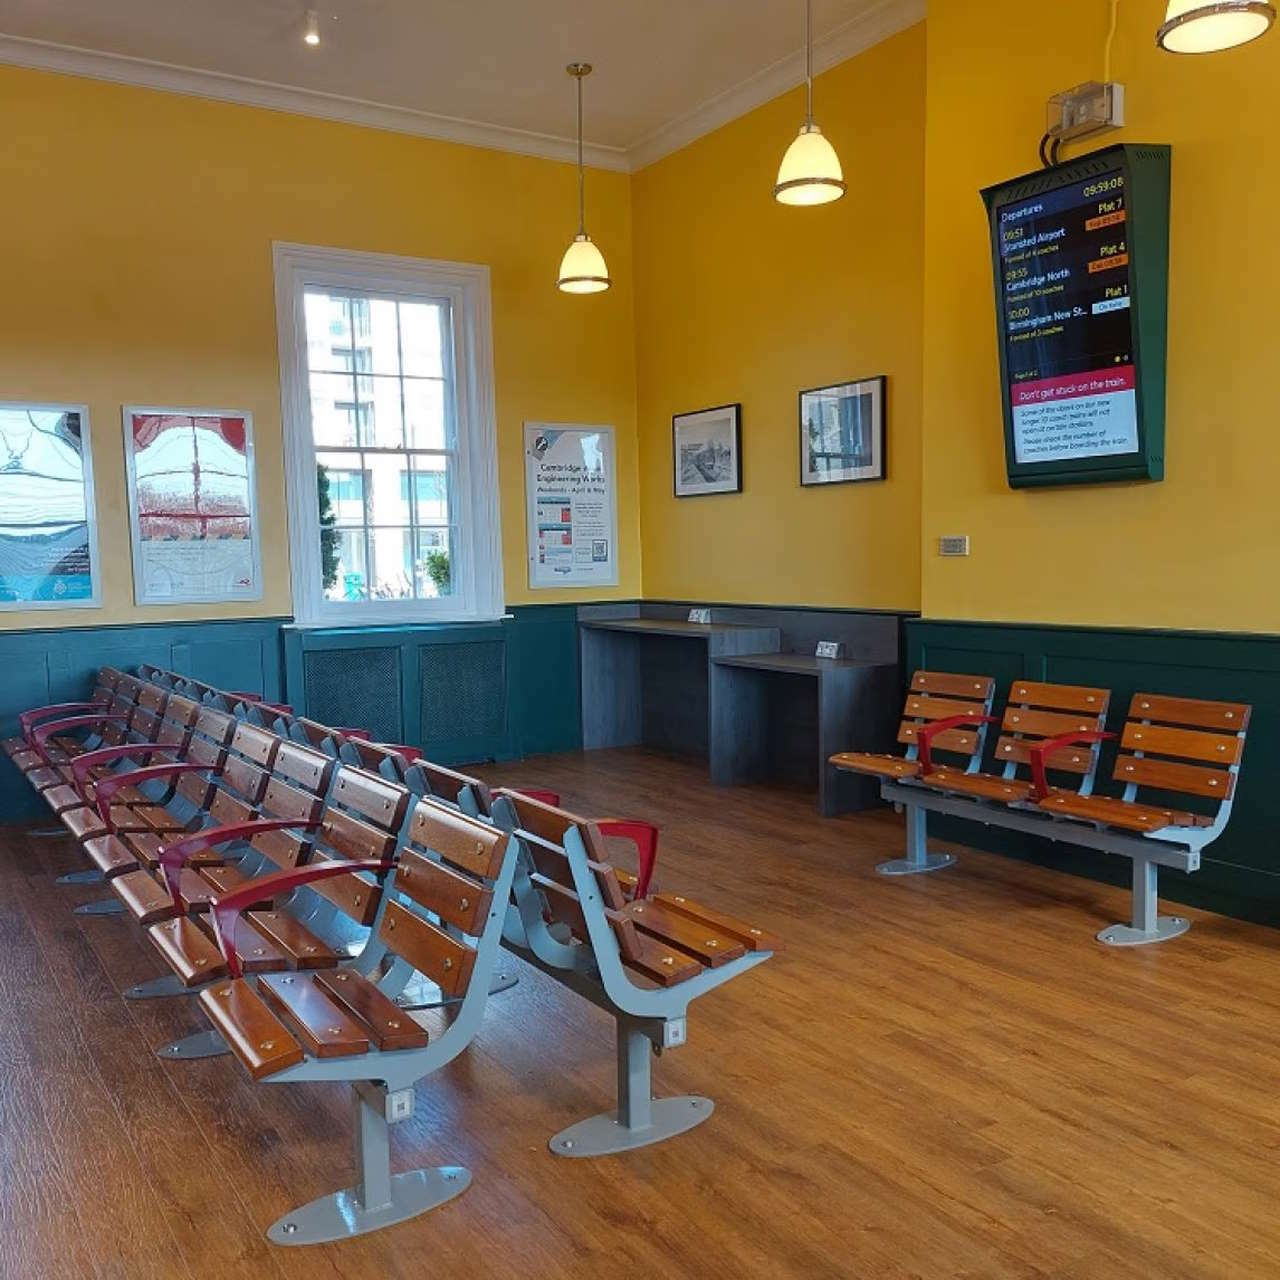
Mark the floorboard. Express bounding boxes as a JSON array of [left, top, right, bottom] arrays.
[[1, 746, 1278, 1278]]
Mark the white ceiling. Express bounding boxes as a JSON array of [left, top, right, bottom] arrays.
[[0, 0, 922, 170]]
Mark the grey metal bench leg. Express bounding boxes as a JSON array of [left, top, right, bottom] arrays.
[[56, 869, 106, 885], [877, 803, 957, 877], [1097, 856, 1189, 946], [268, 1084, 469, 1245], [550, 1018, 712, 1157]]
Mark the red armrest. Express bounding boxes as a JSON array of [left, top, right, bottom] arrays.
[[19, 700, 109, 737], [916, 714, 997, 775], [1028, 731, 1115, 800], [210, 857, 392, 978], [93, 761, 209, 827], [595, 819, 658, 900], [518, 788, 561, 807], [336, 727, 371, 740], [157, 818, 322, 908], [255, 702, 293, 715], [71, 744, 175, 798], [31, 714, 126, 765], [377, 742, 421, 761]]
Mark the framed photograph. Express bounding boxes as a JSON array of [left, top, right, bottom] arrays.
[[799, 376, 886, 486], [123, 406, 262, 605], [0, 402, 101, 609], [673, 403, 742, 498]]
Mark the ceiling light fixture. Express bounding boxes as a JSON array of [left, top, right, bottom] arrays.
[[303, 9, 321, 46], [557, 63, 610, 295], [774, 0, 845, 206], [1157, 1, 1275, 52]]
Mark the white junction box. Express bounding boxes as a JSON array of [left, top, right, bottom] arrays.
[[1047, 81, 1125, 143], [938, 536, 970, 557]]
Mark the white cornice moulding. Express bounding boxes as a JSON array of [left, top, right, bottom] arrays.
[[0, 0, 924, 175], [626, 0, 926, 171], [0, 33, 630, 172]]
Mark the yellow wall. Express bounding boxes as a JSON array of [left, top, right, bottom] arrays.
[[0, 64, 641, 630], [632, 24, 925, 610], [922, 0, 1280, 631]]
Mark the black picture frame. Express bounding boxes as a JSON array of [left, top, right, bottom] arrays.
[[798, 375, 886, 487], [672, 402, 743, 498]]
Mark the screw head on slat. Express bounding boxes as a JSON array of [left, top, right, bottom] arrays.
[[335, 972, 349, 981], [260, 1040, 274, 1050], [460, 896, 471, 910], [750, 928, 761, 935], [443, 957, 453, 970], [706, 939, 718, 948], [661, 956, 674, 966], [1210, 779, 1220, 787]]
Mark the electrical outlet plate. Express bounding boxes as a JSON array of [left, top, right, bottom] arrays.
[[1047, 81, 1124, 143], [687, 607, 711, 624], [815, 641, 845, 660], [939, 536, 970, 557]]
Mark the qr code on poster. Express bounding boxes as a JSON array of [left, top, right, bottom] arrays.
[[591, 539, 609, 562]]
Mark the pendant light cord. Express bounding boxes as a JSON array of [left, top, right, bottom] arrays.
[[576, 74, 586, 236], [805, 0, 814, 126]]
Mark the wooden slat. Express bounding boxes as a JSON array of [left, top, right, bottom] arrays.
[[110, 870, 180, 925], [272, 742, 332, 793], [331, 766, 409, 829], [622, 929, 704, 986], [533, 873, 590, 941], [1114, 753, 1235, 800], [135, 684, 166, 714], [229, 723, 278, 768], [622, 899, 746, 967], [903, 694, 995, 722], [257, 973, 369, 1058], [1120, 721, 1244, 765], [132, 804, 186, 834], [245, 910, 339, 969], [919, 768, 1034, 802], [1129, 693, 1251, 732], [1008, 681, 1109, 714], [206, 789, 257, 827], [994, 736, 1095, 774], [491, 789, 581, 850], [303, 859, 382, 927], [898, 723, 982, 755], [417, 760, 492, 812], [82, 835, 140, 877], [380, 899, 475, 998], [246, 825, 309, 871], [321, 808, 395, 860], [394, 848, 492, 934], [653, 892, 782, 953], [162, 694, 200, 727], [909, 671, 994, 700], [1001, 707, 1106, 739], [409, 800, 509, 880], [146, 916, 228, 986], [314, 970, 429, 1051], [522, 836, 576, 891], [1038, 791, 1178, 833], [260, 778, 323, 825], [221, 755, 269, 805], [829, 751, 922, 779], [197, 980, 304, 1079], [194, 707, 236, 745]]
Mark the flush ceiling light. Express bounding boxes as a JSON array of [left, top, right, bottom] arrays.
[[557, 63, 610, 294], [774, 0, 845, 205], [1157, 1, 1275, 51], [304, 9, 321, 46]]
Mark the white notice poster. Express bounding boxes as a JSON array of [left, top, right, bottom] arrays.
[[524, 422, 618, 589]]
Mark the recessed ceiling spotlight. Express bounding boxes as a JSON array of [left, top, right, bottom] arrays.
[[304, 9, 321, 46]]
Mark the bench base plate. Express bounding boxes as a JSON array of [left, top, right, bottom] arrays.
[[550, 1095, 713, 1157], [57, 869, 105, 885], [126, 973, 201, 1000], [876, 852, 956, 877], [395, 968, 517, 1010], [1097, 915, 1190, 947], [268, 1166, 470, 1245], [157, 1029, 228, 1060], [73, 898, 125, 916]]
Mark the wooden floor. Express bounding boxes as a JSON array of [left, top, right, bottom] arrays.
[[4, 748, 1280, 1278]]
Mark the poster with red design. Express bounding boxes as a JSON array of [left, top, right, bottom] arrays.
[[123, 407, 262, 605]]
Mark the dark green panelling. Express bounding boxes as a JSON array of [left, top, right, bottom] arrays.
[[0, 617, 286, 824], [506, 605, 582, 757], [907, 618, 1280, 927]]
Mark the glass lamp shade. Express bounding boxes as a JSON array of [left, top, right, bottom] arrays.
[[557, 234, 611, 294], [1157, 1, 1275, 52], [774, 123, 846, 205]]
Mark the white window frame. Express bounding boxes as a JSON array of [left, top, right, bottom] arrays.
[[273, 241, 504, 626]]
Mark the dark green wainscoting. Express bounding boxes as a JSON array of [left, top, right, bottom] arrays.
[[907, 618, 1280, 927], [281, 604, 582, 767], [0, 617, 287, 822]]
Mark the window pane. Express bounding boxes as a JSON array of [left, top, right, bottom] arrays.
[[405, 378, 448, 449], [323, 528, 368, 601], [304, 292, 356, 374], [409, 456, 451, 524], [366, 453, 411, 526], [316, 451, 365, 527], [357, 374, 406, 449], [414, 527, 453, 599], [309, 372, 360, 447], [399, 302, 445, 378], [367, 299, 401, 376], [367, 528, 415, 599]]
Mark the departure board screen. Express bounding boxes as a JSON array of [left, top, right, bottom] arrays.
[[995, 168, 1137, 466]]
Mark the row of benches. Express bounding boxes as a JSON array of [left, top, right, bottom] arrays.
[[3, 666, 778, 1246], [832, 673, 1251, 946]]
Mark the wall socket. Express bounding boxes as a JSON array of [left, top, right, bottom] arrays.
[[939, 536, 970, 557]]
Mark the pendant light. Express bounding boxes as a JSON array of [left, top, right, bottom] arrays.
[[1157, 1, 1275, 52], [774, 0, 845, 206], [557, 63, 611, 294]]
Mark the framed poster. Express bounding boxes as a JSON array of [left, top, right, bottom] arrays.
[[799, 376, 886, 486], [0, 401, 100, 609], [525, 422, 618, 589], [123, 406, 262, 605], [673, 403, 742, 498]]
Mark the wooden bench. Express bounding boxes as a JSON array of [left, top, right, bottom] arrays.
[[490, 789, 778, 1156], [831, 672, 1250, 945], [194, 796, 517, 1244]]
